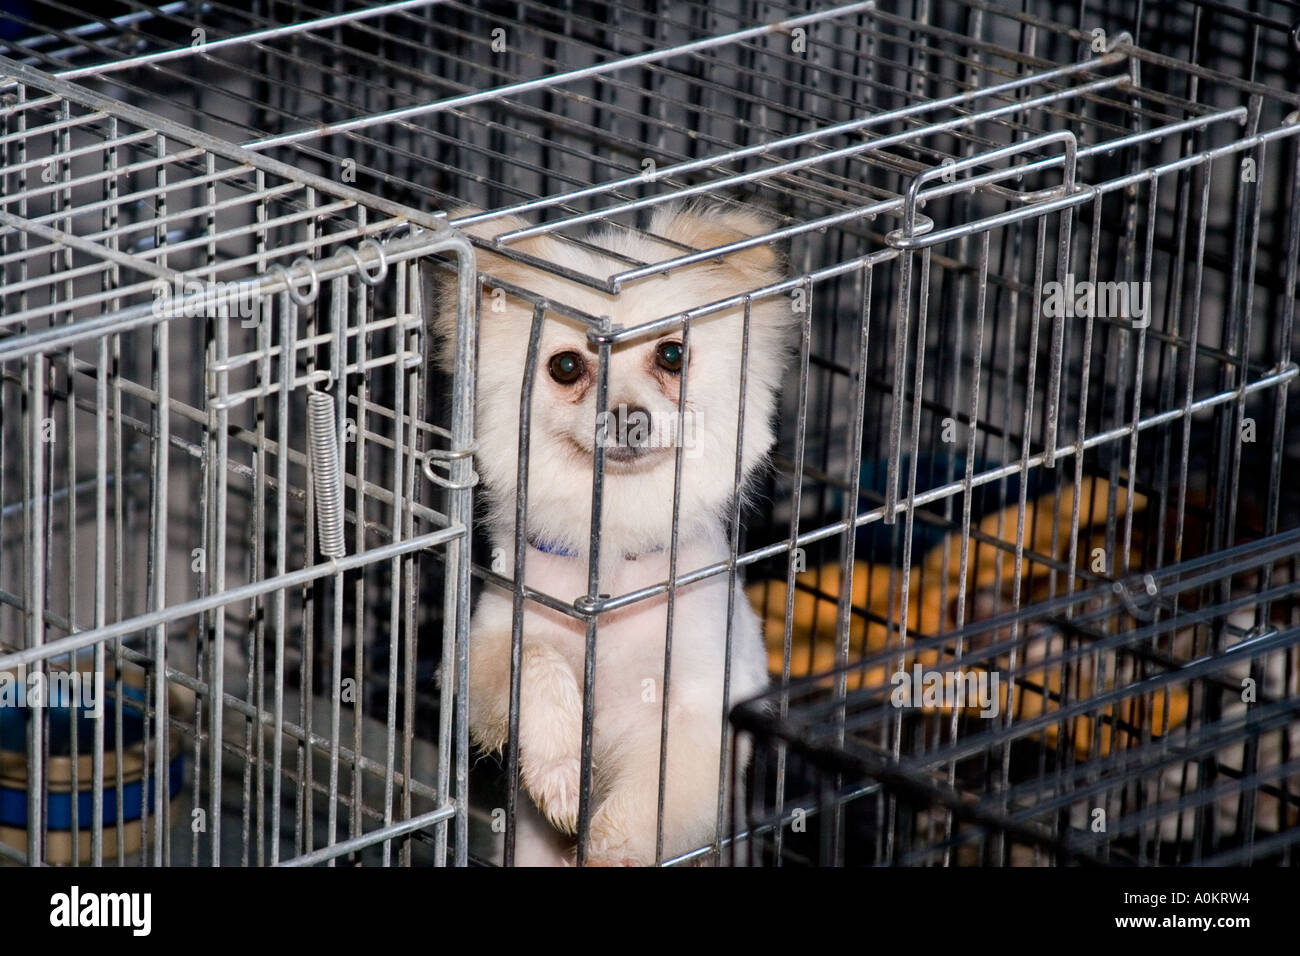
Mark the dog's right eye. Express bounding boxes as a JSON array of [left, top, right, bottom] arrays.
[[548, 351, 585, 384]]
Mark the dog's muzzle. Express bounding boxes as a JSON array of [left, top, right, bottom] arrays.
[[598, 404, 655, 462]]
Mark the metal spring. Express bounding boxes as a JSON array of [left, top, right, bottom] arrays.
[[307, 390, 346, 559]]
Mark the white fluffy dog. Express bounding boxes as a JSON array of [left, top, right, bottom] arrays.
[[437, 202, 792, 865]]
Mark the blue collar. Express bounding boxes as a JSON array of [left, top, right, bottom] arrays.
[[531, 538, 579, 558], [528, 538, 666, 561]]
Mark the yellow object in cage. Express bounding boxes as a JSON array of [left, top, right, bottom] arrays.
[[747, 477, 1189, 758]]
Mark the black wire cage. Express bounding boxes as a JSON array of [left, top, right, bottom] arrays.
[[1, 0, 1298, 866], [733, 529, 1300, 866]]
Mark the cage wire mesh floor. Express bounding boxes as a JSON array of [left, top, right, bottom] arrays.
[[1, 0, 1299, 866]]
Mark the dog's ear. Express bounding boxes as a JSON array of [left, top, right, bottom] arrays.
[[450, 207, 568, 291], [430, 206, 563, 371], [645, 201, 784, 283]]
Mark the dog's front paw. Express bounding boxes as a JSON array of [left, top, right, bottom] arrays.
[[522, 755, 581, 834], [583, 854, 643, 867], [583, 793, 655, 866], [571, 830, 649, 867], [470, 717, 509, 758]]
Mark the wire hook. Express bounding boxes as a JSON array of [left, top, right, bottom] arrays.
[[1112, 573, 1161, 622], [422, 445, 479, 490], [272, 257, 320, 306], [349, 238, 388, 286]]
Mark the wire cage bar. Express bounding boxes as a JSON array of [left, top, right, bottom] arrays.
[[0, 0, 1297, 866]]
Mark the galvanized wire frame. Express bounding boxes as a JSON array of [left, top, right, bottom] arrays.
[[0, 54, 478, 867], [0, 0, 1298, 866]]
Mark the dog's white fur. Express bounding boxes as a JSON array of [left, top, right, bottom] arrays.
[[437, 202, 791, 865]]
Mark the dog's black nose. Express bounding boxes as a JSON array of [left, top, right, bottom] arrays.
[[617, 404, 653, 448]]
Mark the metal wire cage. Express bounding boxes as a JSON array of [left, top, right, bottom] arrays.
[[725, 1, 1300, 867], [0, 58, 477, 866], [1, 0, 1298, 866], [733, 529, 1300, 866]]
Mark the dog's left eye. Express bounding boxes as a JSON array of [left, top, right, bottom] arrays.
[[655, 341, 684, 373], [548, 351, 586, 384]]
